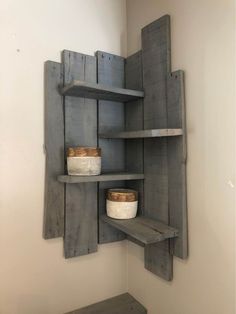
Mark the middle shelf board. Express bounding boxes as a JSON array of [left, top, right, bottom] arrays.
[[102, 215, 178, 245], [58, 173, 144, 184], [61, 80, 144, 102], [100, 128, 183, 139]]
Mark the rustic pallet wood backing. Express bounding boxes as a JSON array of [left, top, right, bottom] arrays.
[[125, 51, 144, 219], [167, 70, 188, 259], [43, 61, 64, 239], [62, 50, 98, 258], [97, 51, 126, 244], [65, 293, 147, 314], [142, 14, 173, 280]]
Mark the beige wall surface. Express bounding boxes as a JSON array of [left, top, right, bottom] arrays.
[[0, 1, 127, 313], [126, 1, 235, 314]]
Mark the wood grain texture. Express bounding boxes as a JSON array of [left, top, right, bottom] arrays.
[[65, 293, 147, 314], [142, 14, 173, 280], [58, 173, 144, 183], [167, 70, 188, 259], [62, 50, 98, 258], [125, 51, 144, 217], [43, 61, 64, 239], [102, 215, 178, 245], [100, 128, 183, 139], [61, 80, 144, 102], [97, 51, 126, 244]]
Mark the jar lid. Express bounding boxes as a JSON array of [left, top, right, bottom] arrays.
[[107, 189, 138, 202], [67, 147, 101, 157]]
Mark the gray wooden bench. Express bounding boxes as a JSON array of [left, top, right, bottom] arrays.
[[65, 293, 147, 314]]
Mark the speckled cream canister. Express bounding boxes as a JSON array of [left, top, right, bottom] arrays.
[[67, 147, 101, 176], [106, 189, 138, 219]]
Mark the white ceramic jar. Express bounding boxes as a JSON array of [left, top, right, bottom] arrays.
[[67, 147, 101, 176], [106, 189, 138, 219]]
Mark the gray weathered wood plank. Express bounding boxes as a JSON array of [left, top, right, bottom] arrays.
[[65, 293, 147, 314], [167, 70, 188, 259], [58, 173, 144, 183], [125, 51, 144, 217], [100, 128, 183, 139], [142, 14, 173, 280], [97, 51, 126, 244], [61, 80, 144, 102], [102, 216, 178, 245], [62, 50, 98, 258], [43, 61, 64, 239]]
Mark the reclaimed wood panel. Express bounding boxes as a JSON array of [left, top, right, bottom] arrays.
[[167, 70, 188, 259], [102, 215, 178, 245], [58, 173, 144, 183], [142, 14, 173, 280], [125, 51, 144, 218], [43, 61, 64, 239], [61, 80, 144, 102], [100, 128, 183, 139], [62, 50, 97, 258], [97, 51, 126, 244], [65, 293, 147, 314]]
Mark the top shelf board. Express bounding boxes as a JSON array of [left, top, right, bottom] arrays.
[[61, 80, 144, 102]]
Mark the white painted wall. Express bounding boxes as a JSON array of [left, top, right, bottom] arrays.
[[0, 1, 127, 313], [126, 1, 236, 314]]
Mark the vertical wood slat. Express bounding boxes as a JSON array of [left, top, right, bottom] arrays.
[[43, 61, 64, 239], [97, 51, 126, 244], [125, 51, 144, 216], [167, 70, 188, 259], [142, 15, 173, 280], [62, 50, 98, 257]]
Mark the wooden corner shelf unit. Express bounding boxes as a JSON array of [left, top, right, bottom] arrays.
[[44, 14, 188, 281]]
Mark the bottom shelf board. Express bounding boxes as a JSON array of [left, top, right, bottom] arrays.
[[102, 215, 178, 245], [58, 173, 144, 183]]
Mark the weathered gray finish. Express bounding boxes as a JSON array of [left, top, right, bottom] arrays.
[[100, 128, 183, 139], [62, 50, 98, 258], [65, 293, 147, 314], [142, 15, 173, 280], [58, 173, 144, 183], [43, 61, 64, 239], [125, 51, 144, 217], [167, 71, 188, 259], [102, 216, 178, 245], [61, 80, 144, 102], [97, 51, 126, 244], [44, 14, 187, 280]]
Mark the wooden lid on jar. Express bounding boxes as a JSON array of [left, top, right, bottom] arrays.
[[107, 189, 138, 202], [67, 147, 101, 157]]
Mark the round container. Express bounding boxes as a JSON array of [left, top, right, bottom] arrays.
[[67, 147, 101, 176], [106, 189, 138, 219]]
